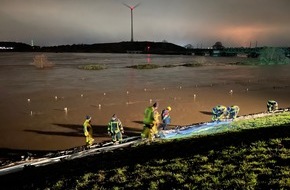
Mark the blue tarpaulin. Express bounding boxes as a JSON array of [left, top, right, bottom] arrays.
[[159, 121, 231, 139]]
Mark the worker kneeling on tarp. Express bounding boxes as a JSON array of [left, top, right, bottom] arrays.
[[227, 105, 240, 120], [212, 105, 227, 122], [267, 100, 278, 112]]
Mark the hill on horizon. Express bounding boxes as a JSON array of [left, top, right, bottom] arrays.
[[0, 41, 189, 55]]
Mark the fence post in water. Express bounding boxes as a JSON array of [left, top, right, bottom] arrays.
[[64, 107, 68, 114]]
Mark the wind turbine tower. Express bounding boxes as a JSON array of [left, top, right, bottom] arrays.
[[123, 3, 140, 42]]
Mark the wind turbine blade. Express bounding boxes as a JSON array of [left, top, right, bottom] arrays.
[[122, 3, 131, 9], [133, 3, 141, 9]]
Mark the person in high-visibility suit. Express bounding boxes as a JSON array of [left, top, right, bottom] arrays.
[[227, 105, 240, 120], [107, 114, 124, 144], [83, 115, 94, 147], [267, 100, 278, 112], [141, 102, 159, 141], [212, 105, 227, 121], [153, 110, 161, 137]]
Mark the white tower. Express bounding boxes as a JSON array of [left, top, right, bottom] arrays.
[[123, 3, 140, 42]]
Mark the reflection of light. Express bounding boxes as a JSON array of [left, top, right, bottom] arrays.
[[147, 57, 151, 63], [147, 54, 151, 63]]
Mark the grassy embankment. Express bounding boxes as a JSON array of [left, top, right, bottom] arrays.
[[1, 112, 290, 189], [126, 63, 202, 69], [77, 63, 202, 70], [78, 64, 107, 70]]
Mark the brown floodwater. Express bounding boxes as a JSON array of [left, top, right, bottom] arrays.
[[0, 53, 290, 150]]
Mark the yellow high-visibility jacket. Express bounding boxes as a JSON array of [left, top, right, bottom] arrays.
[[143, 106, 155, 125], [83, 119, 92, 136]]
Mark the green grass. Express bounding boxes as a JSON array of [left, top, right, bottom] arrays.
[[181, 63, 203, 67], [2, 112, 290, 189], [163, 64, 179, 68], [126, 64, 160, 69], [126, 62, 203, 69], [78, 64, 107, 70]]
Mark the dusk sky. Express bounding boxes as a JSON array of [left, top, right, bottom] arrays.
[[1, 0, 290, 47]]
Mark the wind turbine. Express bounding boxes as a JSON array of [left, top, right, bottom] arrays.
[[123, 2, 140, 42]]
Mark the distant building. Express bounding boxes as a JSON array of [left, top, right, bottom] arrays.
[[211, 49, 222, 57], [0, 46, 14, 50]]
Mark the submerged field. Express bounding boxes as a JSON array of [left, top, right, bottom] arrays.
[[1, 53, 290, 151], [1, 112, 290, 189]]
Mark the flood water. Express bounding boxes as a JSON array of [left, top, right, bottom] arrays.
[[1, 53, 290, 150], [1, 52, 290, 92]]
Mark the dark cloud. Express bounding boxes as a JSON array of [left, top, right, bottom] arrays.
[[1, 0, 289, 47]]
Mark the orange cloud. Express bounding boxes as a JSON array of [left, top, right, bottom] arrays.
[[219, 26, 275, 47]]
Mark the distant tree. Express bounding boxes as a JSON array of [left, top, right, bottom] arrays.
[[184, 44, 194, 49], [212, 42, 224, 50], [32, 54, 54, 69], [259, 47, 290, 65]]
